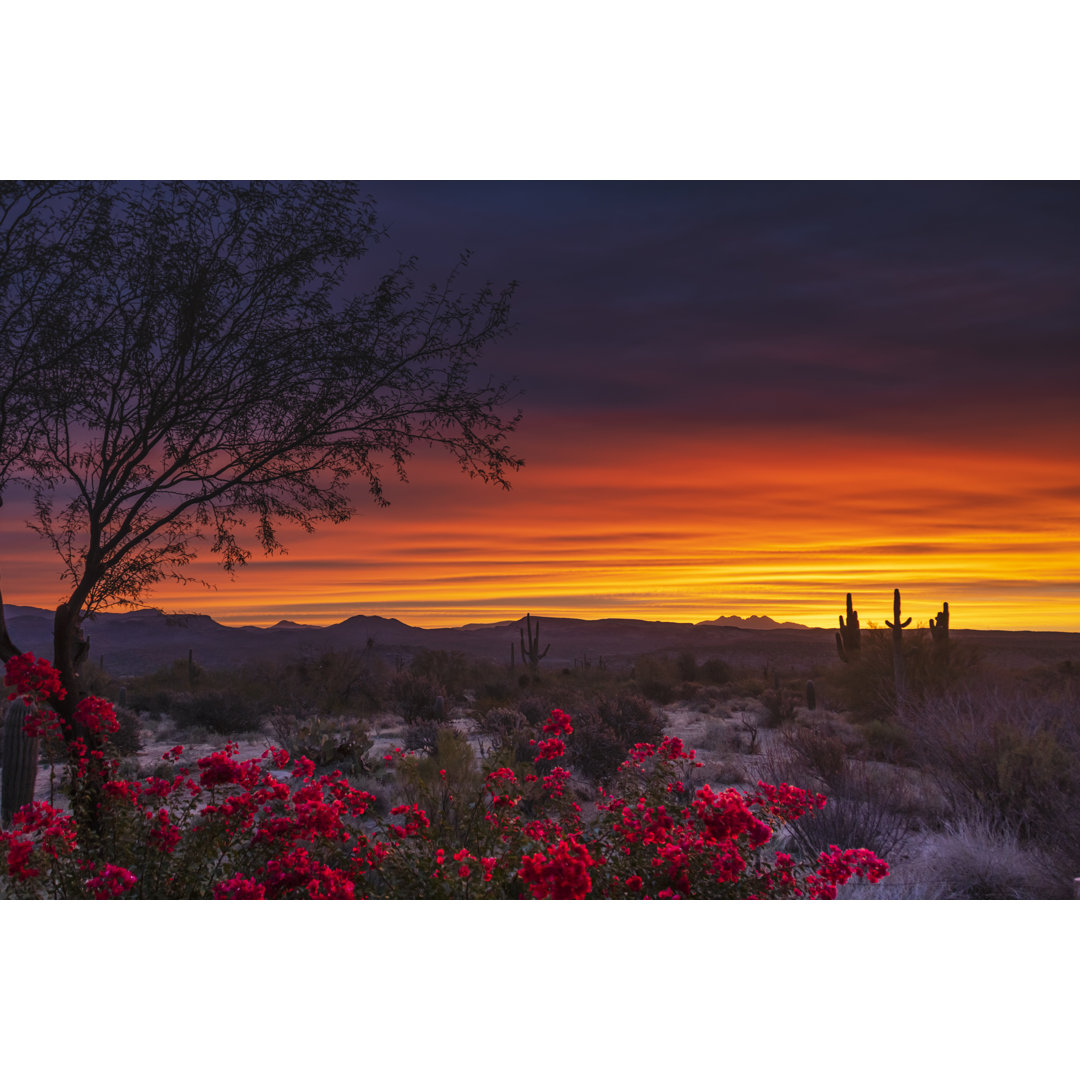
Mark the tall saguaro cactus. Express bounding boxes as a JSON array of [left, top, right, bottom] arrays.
[[885, 588, 912, 701], [519, 613, 550, 671], [836, 593, 861, 662], [1, 699, 38, 826]]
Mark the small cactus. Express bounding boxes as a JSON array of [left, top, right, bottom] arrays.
[[806, 679, 816, 711]]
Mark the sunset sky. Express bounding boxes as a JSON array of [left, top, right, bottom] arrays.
[[3, 181, 1079, 631]]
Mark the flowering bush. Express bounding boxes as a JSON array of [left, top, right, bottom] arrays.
[[0, 654, 888, 899]]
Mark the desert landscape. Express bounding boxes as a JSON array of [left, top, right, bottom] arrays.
[[7, 603, 1077, 899], [2, 182, 1078, 902]]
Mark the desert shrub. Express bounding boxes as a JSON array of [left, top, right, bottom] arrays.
[[262, 651, 390, 718], [125, 685, 175, 716], [699, 658, 733, 685], [676, 651, 697, 682], [782, 724, 848, 789], [760, 687, 798, 727], [567, 713, 631, 782], [473, 676, 518, 712], [779, 769, 915, 862], [517, 694, 565, 729], [905, 687, 1080, 844], [266, 711, 373, 772], [859, 718, 912, 764], [632, 655, 681, 705], [389, 670, 446, 725], [392, 728, 484, 845], [168, 689, 262, 735], [753, 731, 915, 862], [408, 650, 472, 698], [830, 628, 982, 723], [110, 706, 143, 757], [881, 813, 1063, 899], [475, 707, 532, 760], [698, 719, 743, 754], [567, 693, 664, 782]]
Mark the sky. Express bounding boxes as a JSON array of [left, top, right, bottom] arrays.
[[3, 181, 1079, 630]]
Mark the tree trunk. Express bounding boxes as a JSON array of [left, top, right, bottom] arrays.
[[52, 602, 106, 838]]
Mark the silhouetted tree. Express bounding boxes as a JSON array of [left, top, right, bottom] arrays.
[[0, 181, 521, 816]]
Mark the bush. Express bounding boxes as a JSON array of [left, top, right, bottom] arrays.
[[265, 711, 373, 773], [475, 707, 531, 760], [698, 657, 733, 686], [883, 813, 1062, 899], [389, 671, 446, 725], [779, 767, 915, 863], [110, 706, 143, 757], [905, 687, 1080, 846], [169, 689, 262, 735], [830, 628, 982, 723], [567, 693, 664, 782], [760, 687, 798, 727], [632, 655, 681, 705]]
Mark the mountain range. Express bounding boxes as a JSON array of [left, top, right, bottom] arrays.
[[3, 604, 1076, 679], [0, 604, 818, 677]]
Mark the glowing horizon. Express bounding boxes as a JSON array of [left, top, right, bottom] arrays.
[[3, 415, 1078, 633]]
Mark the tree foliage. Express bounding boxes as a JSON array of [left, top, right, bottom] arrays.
[[0, 181, 521, 788], [0, 181, 520, 618]]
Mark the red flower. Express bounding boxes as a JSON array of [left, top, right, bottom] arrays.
[[519, 839, 595, 900], [83, 862, 138, 899], [147, 808, 182, 853], [214, 874, 267, 900], [532, 738, 566, 761], [4, 653, 65, 704], [73, 696, 119, 736], [4, 839, 39, 880], [542, 709, 574, 736]]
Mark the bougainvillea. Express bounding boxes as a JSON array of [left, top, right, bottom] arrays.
[[0, 659, 889, 900], [4, 652, 65, 705]]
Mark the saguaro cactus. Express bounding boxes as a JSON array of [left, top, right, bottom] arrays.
[[930, 602, 950, 645], [1, 699, 38, 826], [519, 613, 550, 671], [885, 588, 912, 701], [836, 593, 861, 662]]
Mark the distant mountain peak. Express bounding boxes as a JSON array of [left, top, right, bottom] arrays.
[[696, 614, 810, 630]]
